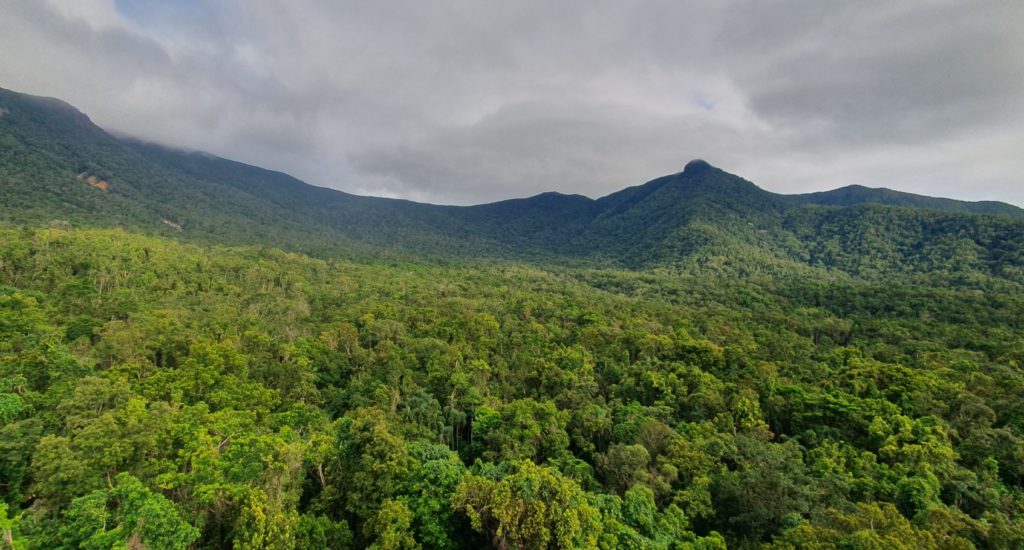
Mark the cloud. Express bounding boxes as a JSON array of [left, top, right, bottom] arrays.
[[351, 98, 771, 204], [1, 0, 1021, 205]]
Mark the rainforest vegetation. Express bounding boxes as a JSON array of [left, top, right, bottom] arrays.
[[1, 227, 1023, 549], [3, 86, 1024, 548]]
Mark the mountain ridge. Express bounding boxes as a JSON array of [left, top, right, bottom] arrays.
[[781, 184, 1023, 217], [4, 86, 1019, 213], [2, 85, 1023, 283]]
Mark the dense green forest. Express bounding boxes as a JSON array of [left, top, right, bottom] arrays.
[[3, 86, 1024, 548], [2, 227, 1024, 548]]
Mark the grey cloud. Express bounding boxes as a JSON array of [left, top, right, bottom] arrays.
[[351, 98, 771, 205], [0, 0, 1021, 206], [718, 1, 1024, 144]]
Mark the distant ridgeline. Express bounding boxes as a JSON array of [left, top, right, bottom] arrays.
[[2, 86, 1023, 284]]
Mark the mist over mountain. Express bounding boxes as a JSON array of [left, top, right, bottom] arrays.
[[3, 86, 1023, 285]]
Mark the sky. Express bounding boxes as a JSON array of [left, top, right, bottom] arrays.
[[1, 0, 1022, 206]]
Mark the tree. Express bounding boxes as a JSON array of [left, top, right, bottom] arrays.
[[366, 500, 420, 550], [598, 444, 650, 494], [0, 501, 20, 550], [233, 490, 298, 550], [454, 460, 599, 549], [401, 443, 470, 549], [333, 408, 413, 521], [711, 436, 817, 542], [58, 473, 199, 550], [769, 502, 972, 549]]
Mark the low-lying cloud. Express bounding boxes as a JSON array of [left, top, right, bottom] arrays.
[[2, 0, 1022, 205]]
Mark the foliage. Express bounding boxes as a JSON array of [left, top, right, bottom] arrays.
[[454, 460, 599, 549], [0, 227, 1020, 548], [3, 86, 1024, 281], [2, 85, 1024, 548]]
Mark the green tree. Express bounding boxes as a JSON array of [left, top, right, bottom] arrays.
[[366, 500, 420, 550], [454, 460, 599, 549], [59, 473, 199, 550], [769, 502, 972, 549]]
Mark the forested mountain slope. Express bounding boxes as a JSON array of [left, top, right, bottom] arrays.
[[3, 86, 1023, 283], [4, 85, 1024, 549], [783, 184, 1024, 216]]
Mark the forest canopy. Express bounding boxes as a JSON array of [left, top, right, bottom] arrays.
[[1, 227, 1023, 548]]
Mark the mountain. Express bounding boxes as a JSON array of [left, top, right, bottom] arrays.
[[6, 88, 1024, 549], [783, 184, 1024, 216], [3, 86, 1024, 283]]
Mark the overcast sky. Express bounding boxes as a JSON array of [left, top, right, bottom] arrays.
[[2, 0, 1022, 206]]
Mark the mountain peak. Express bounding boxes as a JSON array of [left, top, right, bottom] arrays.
[[682, 159, 713, 175], [0, 86, 102, 136]]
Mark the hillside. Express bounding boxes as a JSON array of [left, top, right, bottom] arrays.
[[3, 85, 1024, 284], [783, 184, 1024, 216], [4, 86, 1024, 549]]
